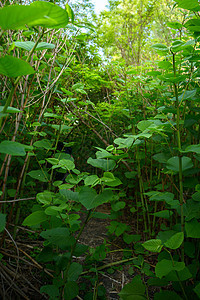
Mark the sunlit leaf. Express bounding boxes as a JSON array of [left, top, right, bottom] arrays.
[[0, 56, 34, 77]]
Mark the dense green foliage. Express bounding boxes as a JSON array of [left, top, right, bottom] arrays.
[[0, 0, 200, 299]]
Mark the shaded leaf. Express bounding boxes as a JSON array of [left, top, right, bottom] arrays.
[[23, 211, 47, 226], [0, 141, 26, 156]]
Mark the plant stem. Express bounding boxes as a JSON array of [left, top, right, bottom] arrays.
[[172, 52, 184, 262]]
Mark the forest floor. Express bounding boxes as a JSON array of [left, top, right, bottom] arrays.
[[0, 205, 151, 300]]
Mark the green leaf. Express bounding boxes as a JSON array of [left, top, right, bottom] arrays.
[[14, 41, 55, 51], [154, 290, 183, 300], [192, 192, 200, 202], [87, 157, 116, 171], [185, 219, 200, 238], [46, 158, 59, 165], [167, 22, 183, 30], [166, 266, 192, 281], [123, 233, 137, 244], [79, 187, 113, 210], [84, 175, 99, 186], [185, 144, 200, 154], [185, 19, 200, 32], [23, 211, 47, 226], [152, 43, 169, 54], [153, 210, 173, 219], [137, 120, 154, 131], [164, 232, 184, 249], [28, 170, 49, 182], [58, 159, 75, 171], [142, 239, 163, 253], [0, 56, 34, 77], [40, 285, 59, 299], [67, 262, 83, 281], [155, 259, 185, 279], [158, 74, 187, 83], [111, 201, 126, 211], [0, 141, 26, 156], [33, 139, 52, 150], [65, 4, 74, 23], [119, 275, 146, 300], [101, 172, 122, 187], [0, 213, 6, 233], [194, 282, 200, 298], [166, 156, 193, 172], [40, 228, 75, 249], [37, 191, 53, 205], [0, 106, 21, 113], [64, 281, 79, 300], [176, 0, 200, 11], [0, 2, 69, 30]]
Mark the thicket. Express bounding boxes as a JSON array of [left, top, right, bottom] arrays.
[[0, 0, 200, 299]]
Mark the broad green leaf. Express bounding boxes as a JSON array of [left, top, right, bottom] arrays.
[[154, 290, 183, 300], [152, 153, 171, 164], [23, 211, 47, 226], [46, 158, 59, 165], [119, 275, 146, 300], [66, 4, 74, 23], [44, 112, 61, 119], [33, 139, 52, 150], [27, 170, 49, 182], [158, 74, 187, 83], [0, 141, 26, 156], [137, 120, 153, 131], [0, 106, 21, 113], [164, 232, 184, 249], [185, 219, 200, 238], [194, 282, 200, 298], [67, 262, 83, 281], [14, 41, 55, 51], [157, 230, 176, 244], [155, 259, 185, 279], [64, 281, 79, 300], [84, 175, 99, 186], [40, 285, 59, 299], [176, 0, 200, 11], [101, 172, 122, 187], [40, 228, 75, 249], [58, 159, 75, 171], [0, 56, 34, 77], [0, 213, 6, 232], [167, 22, 183, 30], [142, 239, 163, 253], [87, 157, 116, 171], [114, 137, 135, 148], [178, 89, 196, 101], [0, 2, 69, 30], [79, 187, 113, 210], [153, 210, 173, 219], [166, 266, 192, 281], [152, 43, 169, 54], [111, 201, 126, 211], [166, 156, 193, 172], [37, 191, 53, 205], [192, 192, 200, 202], [158, 61, 172, 70], [185, 19, 200, 32], [185, 144, 200, 154]]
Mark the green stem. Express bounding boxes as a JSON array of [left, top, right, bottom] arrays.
[[172, 52, 184, 262], [0, 30, 44, 129], [64, 209, 92, 281]]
